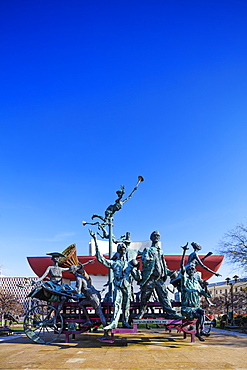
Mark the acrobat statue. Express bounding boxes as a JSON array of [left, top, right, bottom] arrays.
[[91, 176, 144, 223]]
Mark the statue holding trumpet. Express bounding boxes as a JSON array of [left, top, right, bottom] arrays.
[[82, 176, 144, 301], [83, 176, 144, 226]]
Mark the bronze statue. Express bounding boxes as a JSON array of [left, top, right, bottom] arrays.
[[171, 242, 220, 307], [136, 231, 181, 319], [28, 252, 76, 320], [180, 244, 212, 341], [69, 264, 107, 328], [91, 176, 144, 223], [90, 229, 141, 329], [34, 252, 69, 285], [185, 242, 221, 277]]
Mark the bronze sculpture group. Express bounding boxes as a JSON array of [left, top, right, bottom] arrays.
[[25, 176, 221, 343]]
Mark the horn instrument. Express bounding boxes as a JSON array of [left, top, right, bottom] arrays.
[[136, 175, 144, 187], [59, 244, 79, 267]]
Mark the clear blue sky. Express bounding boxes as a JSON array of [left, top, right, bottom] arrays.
[[1, 1, 247, 282]]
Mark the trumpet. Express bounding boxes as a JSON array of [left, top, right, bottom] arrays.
[[126, 175, 144, 200], [136, 175, 144, 188]]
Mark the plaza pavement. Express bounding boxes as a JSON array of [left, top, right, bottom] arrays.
[[0, 328, 246, 370]]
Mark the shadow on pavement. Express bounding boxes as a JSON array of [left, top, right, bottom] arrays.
[[3, 330, 246, 350]]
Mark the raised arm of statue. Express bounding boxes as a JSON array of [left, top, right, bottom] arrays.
[[35, 266, 52, 282], [89, 228, 112, 268], [190, 242, 222, 277], [194, 252, 222, 276], [180, 242, 189, 273], [89, 229, 98, 250], [122, 186, 137, 204], [122, 176, 144, 204]]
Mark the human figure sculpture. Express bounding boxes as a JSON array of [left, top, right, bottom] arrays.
[[90, 229, 141, 330], [91, 176, 144, 223], [185, 242, 221, 277], [91, 186, 135, 222], [29, 252, 74, 318], [180, 244, 212, 341], [111, 232, 134, 261], [69, 264, 107, 328], [171, 242, 221, 307], [34, 252, 69, 285], [135, 231, 181, 319]]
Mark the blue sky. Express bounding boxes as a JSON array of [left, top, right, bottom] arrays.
[[1, 1, 247, 282]]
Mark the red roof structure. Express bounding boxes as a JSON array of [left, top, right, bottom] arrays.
[[27, 255, 223, 281]]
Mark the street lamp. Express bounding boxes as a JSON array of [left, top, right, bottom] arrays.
[[225, 275, 239, 326]]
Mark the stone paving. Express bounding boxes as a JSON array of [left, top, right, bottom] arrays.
[[0, 328, 246, 370]]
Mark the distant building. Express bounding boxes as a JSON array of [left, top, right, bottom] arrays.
[[0, 276, 39, 311], [208, 277, 247, 298]]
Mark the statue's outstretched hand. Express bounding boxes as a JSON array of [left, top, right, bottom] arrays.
[[89, 228, 96, 239], [181, 242, 189, 251], [215, 273, 222, 277]]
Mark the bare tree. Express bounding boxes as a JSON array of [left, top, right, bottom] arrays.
[[0, 290, 22, 326], [233, 290, 247, 315], [218, 223, 247, 272], [201, 295, 229, 317], [201, 290, 247, 319]]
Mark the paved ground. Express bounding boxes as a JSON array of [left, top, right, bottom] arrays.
[[211, 327, 247, 338], [0, 328, 246, 370]]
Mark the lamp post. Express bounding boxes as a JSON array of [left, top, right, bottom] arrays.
[[225, 275, 239, 326]]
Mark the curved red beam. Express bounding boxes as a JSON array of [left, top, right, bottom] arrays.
[[27, 255, 224, 281]]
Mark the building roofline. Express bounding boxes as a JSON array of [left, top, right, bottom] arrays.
[[208, 277, 247, 287]]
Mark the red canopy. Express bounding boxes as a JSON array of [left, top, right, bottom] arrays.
[[27, 254, 223, 281]]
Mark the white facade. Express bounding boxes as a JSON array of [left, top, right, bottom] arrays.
[[89, 239, 161, 256]]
